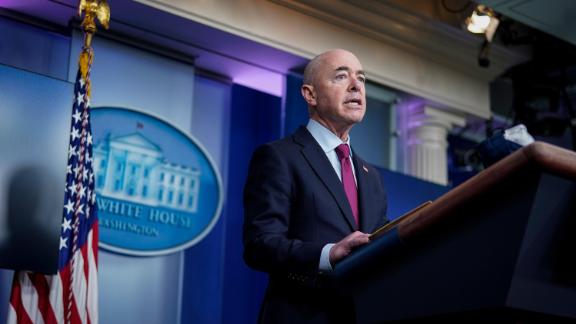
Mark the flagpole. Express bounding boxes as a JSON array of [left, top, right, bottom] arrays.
[[65, 2, 109, 323]]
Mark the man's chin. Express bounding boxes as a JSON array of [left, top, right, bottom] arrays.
[[347, 113, 365, 125]]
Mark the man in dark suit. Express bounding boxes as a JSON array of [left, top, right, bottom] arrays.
[[243, 49, 388, 323]]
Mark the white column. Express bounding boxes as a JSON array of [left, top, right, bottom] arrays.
[[405, 106, 466, 185]]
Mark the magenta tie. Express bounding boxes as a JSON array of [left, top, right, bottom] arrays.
[[335, 144, 359, 227]]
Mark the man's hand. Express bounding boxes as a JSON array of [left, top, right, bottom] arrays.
[[329, 231, 370, 266]]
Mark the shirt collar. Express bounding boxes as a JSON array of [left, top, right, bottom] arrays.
[[306, 119, 352, 155]]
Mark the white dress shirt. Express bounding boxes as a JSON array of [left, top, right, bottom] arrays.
[[306, 119, 357, 272]]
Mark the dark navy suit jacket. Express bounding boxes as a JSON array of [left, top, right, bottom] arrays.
[[243, 126, 388, 323]]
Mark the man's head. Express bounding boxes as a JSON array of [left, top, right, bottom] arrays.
[[301, 49, 366, 140]]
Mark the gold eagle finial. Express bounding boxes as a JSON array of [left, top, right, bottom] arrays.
[[77, 0, 110, 87], [78, 0, 110, 34]]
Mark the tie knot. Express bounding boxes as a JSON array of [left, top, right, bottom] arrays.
[[335, 144, 350, 160]]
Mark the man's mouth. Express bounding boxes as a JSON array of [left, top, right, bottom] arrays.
[[344, 99, 363, 107]]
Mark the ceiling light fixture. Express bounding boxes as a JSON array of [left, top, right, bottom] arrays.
[[466, 4, 500, 42], [463, 4, 501, 67]]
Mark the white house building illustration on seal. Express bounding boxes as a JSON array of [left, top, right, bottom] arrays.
[[93, 132, 201, 212]]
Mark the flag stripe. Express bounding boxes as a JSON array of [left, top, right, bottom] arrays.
[[59, 265, 71, 324], [8, 275, 33, 324], [81, 235, 90, 287], [47, 275, 65, 324], [29, 273, 58, 324], [68, 295, 81, 324], [20, 273, 44, 324], [87, 224, 98, 324], [81, 230, 91, 324], [71, 253, 88, 324]]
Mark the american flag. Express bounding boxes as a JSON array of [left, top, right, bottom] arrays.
[[8, 65, 99, 324]]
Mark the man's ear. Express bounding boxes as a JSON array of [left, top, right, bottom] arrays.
[[301, 85, 317, 106]]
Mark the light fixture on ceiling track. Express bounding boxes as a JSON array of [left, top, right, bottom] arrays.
[[463, 3, 501, 67], [466, 4, 500, 42]]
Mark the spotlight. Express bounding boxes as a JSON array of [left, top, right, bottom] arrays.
[[465, 4, 500, 67], [466, 5, 500, 42]]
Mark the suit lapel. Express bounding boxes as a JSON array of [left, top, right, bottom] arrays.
[[293, 127, 356, 231], [353, 152, 374, 233]]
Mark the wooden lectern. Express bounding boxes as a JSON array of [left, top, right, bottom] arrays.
[[329, 142, 576, 323]]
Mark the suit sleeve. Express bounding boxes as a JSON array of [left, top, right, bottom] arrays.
[[243, 144, 324, 275]]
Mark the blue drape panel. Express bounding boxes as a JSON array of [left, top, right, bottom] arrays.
[[221, 84, 282, 324], [283, 73, 308, 136]]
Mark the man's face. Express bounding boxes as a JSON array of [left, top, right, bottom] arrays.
[[306, 50, 366, 133]]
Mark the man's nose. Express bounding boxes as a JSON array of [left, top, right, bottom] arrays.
[[349, 78, 362, 91]]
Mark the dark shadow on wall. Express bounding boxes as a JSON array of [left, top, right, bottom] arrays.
[[0, 165, 61, 274]]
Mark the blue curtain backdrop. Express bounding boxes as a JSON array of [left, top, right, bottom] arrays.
[[283, 73, 308, 136], [222, 84, 282, 324], [180, 75, 232, 324], [181, 84, 281, 324]]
